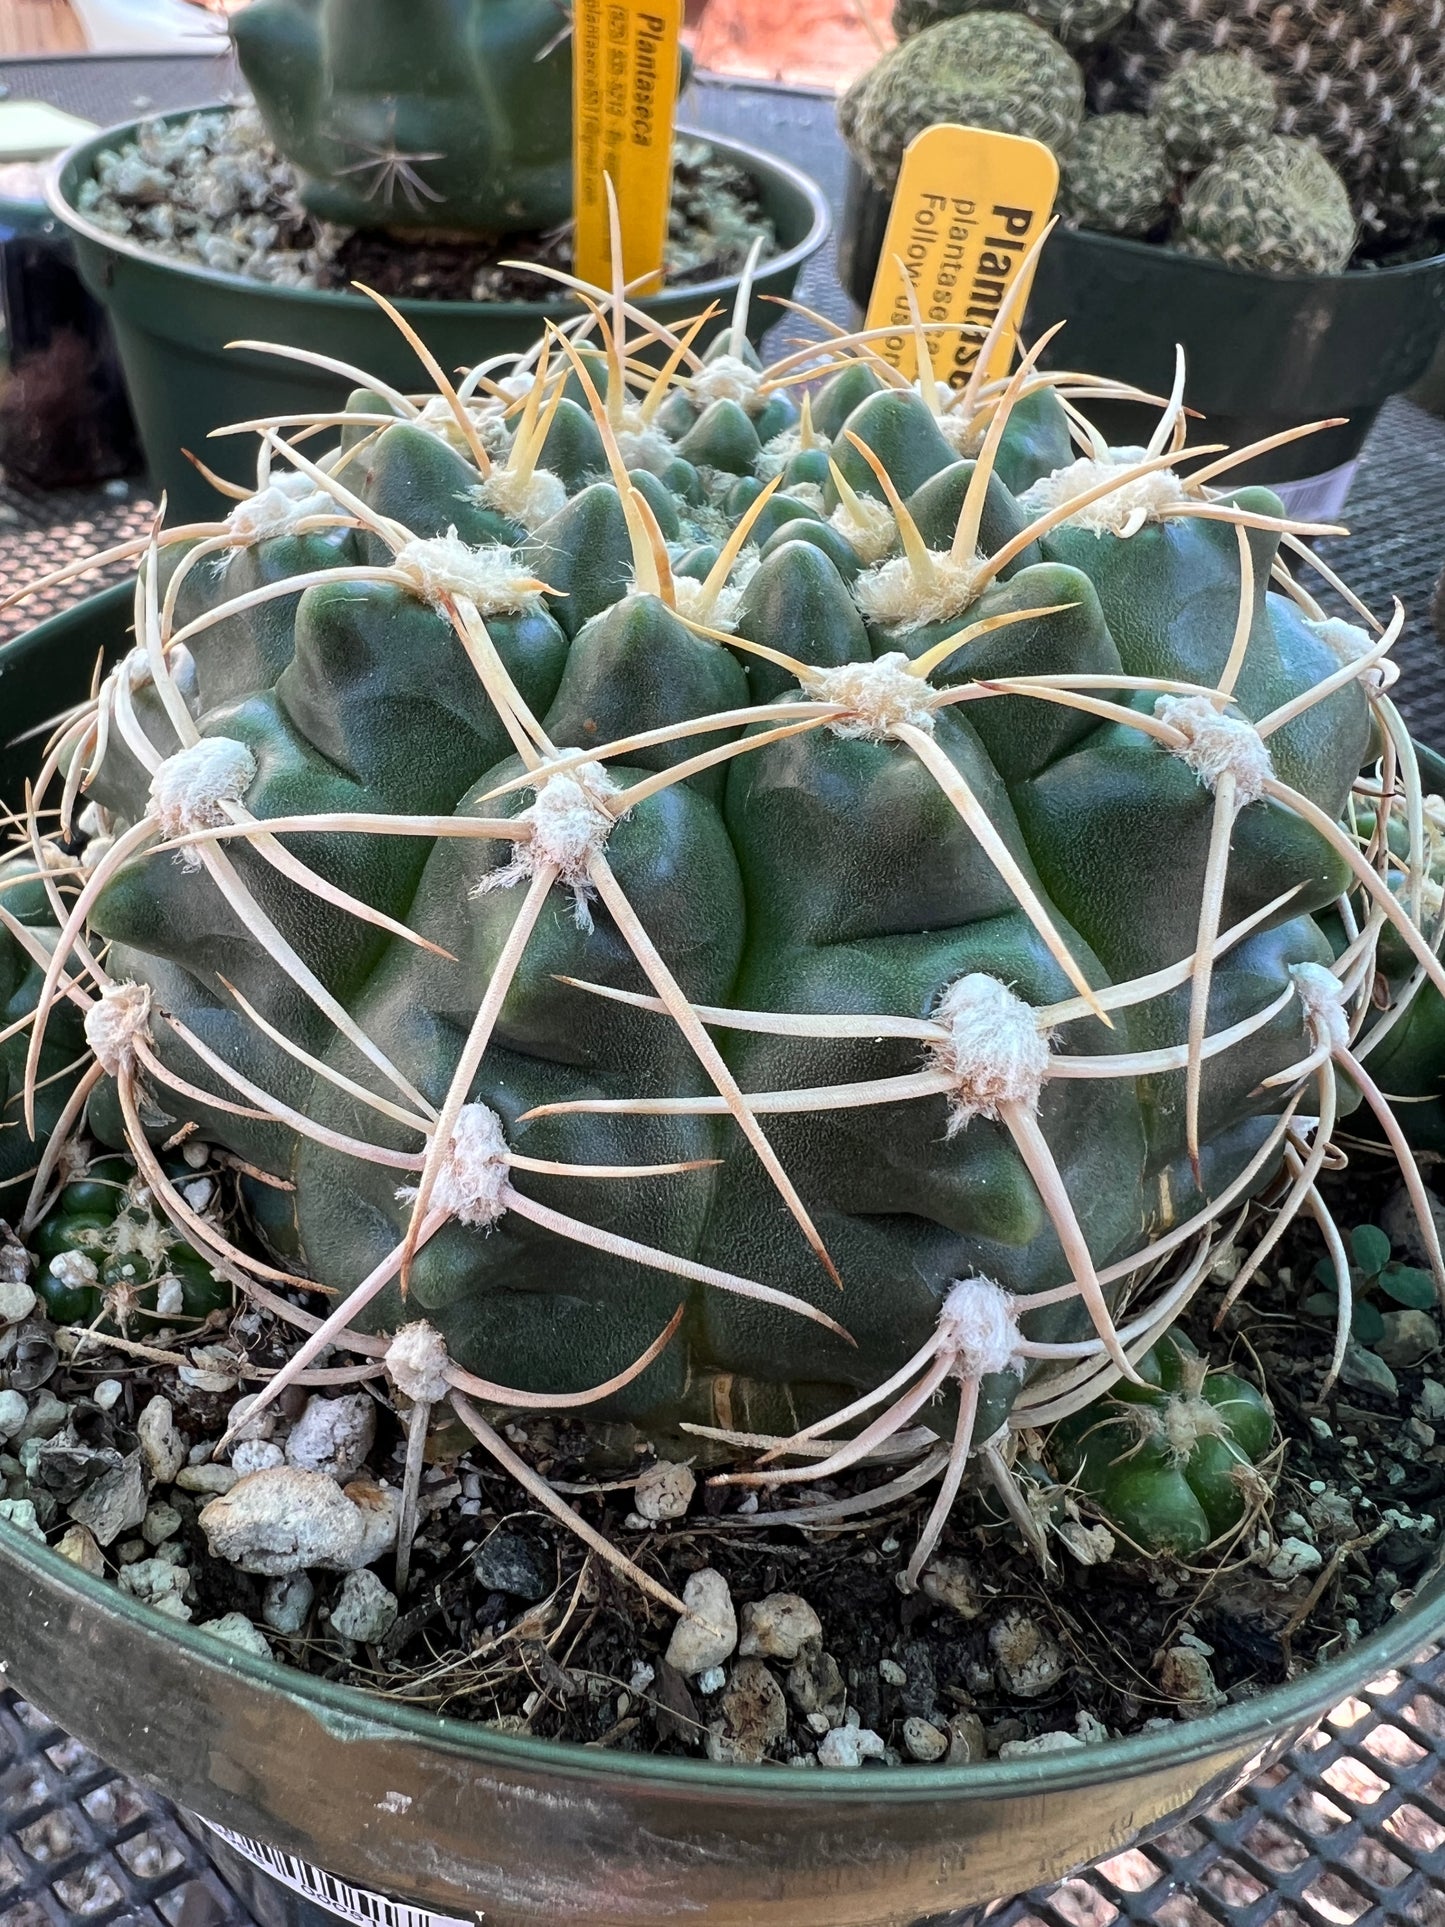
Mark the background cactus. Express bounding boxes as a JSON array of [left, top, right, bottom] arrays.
[[1154, 52, 1277, 172], [8, 283, 1436, 1596], [1178, 134, 1357, 275], [229, 0, 579, 236], [1059, 113, 1174, 237], [1092, 0, 1445, 235], [838, 12, 1086, 189], [891, 0, 1130, 48]]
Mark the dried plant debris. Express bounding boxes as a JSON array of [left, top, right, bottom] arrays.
[[74, 109, 777, 301]]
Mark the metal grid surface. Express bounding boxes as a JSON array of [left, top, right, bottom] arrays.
[[5, 55, 1445, 1927]]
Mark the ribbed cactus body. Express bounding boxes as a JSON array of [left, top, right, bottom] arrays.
[[61, 319, 1377, 1458], [0, 857, 84, 1211], [892, 0, 1130, 47], [231, 0, 575, 235]]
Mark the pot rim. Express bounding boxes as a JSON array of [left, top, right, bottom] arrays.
[[3, 1501, 1442, 1802], [44, 104, 831, 317], [1042, 220, 1445, 288]]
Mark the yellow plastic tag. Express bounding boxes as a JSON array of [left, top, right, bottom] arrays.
[[863, 124, 1059, 390], [573, 0, 684, 296]]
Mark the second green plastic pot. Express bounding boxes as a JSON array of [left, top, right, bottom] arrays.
[[838, 157, 1445, 486], [46, 109, 831, 523]]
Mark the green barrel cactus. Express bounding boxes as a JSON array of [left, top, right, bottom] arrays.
[[230, 0, 578, 235], [838, 12, 1086, 190], [1051, 1333, 1273, 1555], [1060, 114, 1174, 238], [9, 285, 1437, 1597], [1177, 134, 1356, 275], [1154, 52, 1278, 172]]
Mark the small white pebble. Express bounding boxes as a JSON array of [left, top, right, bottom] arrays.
[[181, 1139, 211, 1169], [198, 1611, 271, 1659], [93, 1379, 124, 1412], [999, 1730, 1085, 1759], [232, 1440, 285, 1475], [664, 1568, 737, 1677], [817, 1723, 887, 1770], [633, 1460, 696, 1522], [0, 1391, 28, 1441], [142, 1502, 183, 1546], [696, 1665, 726, 1695], [262, 1572, 315, 1636], [628, 1661, 656, 1694], [1266, 1536, 1323, 1582], [176, 1462, 238, 1495], [155, 1278, 185, 1318], [902, 1717, 948, 1762], [878, 1658, 907, 1687], [738, 1593, 822, 1662], [329, 1569, 398, 1644], [0, 1281, 37, 1325]]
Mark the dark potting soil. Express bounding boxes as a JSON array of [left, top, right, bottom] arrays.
[[12, 1143, 1442, 1770]]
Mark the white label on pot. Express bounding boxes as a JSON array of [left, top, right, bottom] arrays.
[[200, 1819, 475, 1927]]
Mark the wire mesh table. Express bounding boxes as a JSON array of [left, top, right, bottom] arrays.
[[4, 53, 1445, 1927]]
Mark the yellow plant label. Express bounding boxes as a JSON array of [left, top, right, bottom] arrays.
[[863, 124, 1059, 390], [573, 0, 684, 296]]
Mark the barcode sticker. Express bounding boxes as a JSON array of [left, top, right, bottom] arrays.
[[200, 1818, 475, 1927]]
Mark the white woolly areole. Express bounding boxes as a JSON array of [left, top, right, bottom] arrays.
[[828, 494, 898, 566], [934, 406, 985, 457], [669, 551, 760, 635], [474, 466, 568, 530], [397, 1103, 510, 1229], [936, 1276, 1025, 1379], [149, 737, 257, 845], [227, 475, 332, 545], [616, 425, 676, 473], [853, 550, 986, 632], [120, 643, 195, 705], [803, 652, 938, 742], [1291, 961, 1349, 1051], [385, 1321, 452, 1404], [417, 394, 509, 457], [84, 981, 152, 1076], [1017, 452, 1189, 537], [476, 760, 619, 930], [788, 481, 826, 513], [754, 426, 801, 479], [394, 528, 542, 614], [1307, 616, 1375, 666], [928, 974, 1051, 1133], [1154, 695, 1274, 808], [689, 354, 764, 408]]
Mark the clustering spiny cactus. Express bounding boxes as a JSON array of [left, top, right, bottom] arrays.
[[8, 262, 1439, 1603], [1093, 0, 1445, 237], [1179, 134, 1357, 275], [1059, 113, 1174, 238], [838, 12, 1086, 190], [1154, 52, 1277, 172], [892, 0, 1130, 49], [229, 0, 578, 236]]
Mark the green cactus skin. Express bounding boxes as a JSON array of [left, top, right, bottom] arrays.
[[29, 293, 1383, 1482], [230, 0, 576, 236], [1178, 134, 1357, 275], [892, 0, 1130, 49], [0, 854, 85, 1215], [1050, 1334, 1273, 1556], [838, 13, 1086, 191], [1060, 114, 1174, 238], [1153, 53, 1278, 172]]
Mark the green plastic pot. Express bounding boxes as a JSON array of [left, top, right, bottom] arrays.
[[3, 588, 1444, 1927], [838, 156, 1445, 486], [44, 110, 831, 524]]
